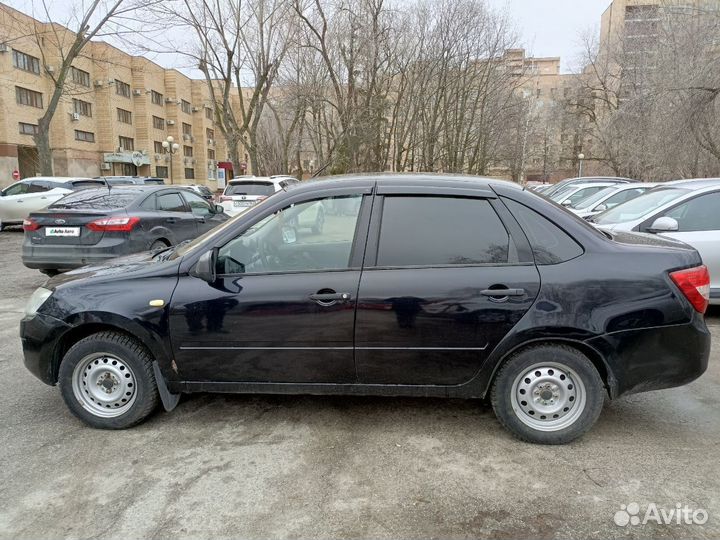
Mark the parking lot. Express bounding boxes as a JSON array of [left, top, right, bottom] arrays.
[[0, 227, 718, 540]]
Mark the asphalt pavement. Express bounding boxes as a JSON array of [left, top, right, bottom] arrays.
[[0, 228, 718, 539]]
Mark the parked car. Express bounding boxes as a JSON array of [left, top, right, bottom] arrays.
[[96, 176, 165, 186], [22, 185, 228, 274], [181, 184, 215, 202], [570, 183, 658, 219], [20, 174, 710, 444], [219, 175, 300, 216], [542, 176, 636, 198], [592, 178, 720, 303], [550, 181, 619, 207], [0, 177, 106, 231]]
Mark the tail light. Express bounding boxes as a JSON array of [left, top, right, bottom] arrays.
[[87, 216, 140, 232], [23, 218, 40, 231], [670, 265, 710, 313]]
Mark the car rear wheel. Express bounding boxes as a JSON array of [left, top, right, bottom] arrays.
[[490, 345, 605, 444], [58, 331, 159, 429], [39, 269, 59, 276], [149, 239, 170, 251]]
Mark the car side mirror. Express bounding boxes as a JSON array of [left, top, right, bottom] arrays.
[[213, 204, 223, 214], [594, 203, 608, 213], [561, 199, 572, 206], [648, 216, 679, 233], [190, 250, 216, 282]]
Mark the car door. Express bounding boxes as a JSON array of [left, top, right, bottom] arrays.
[[641, 191, 720, 298], [180, 190, 226, 234], [155, 190, 199, 242], [354, 191, 541, 385], [168, 188, 373, 383]]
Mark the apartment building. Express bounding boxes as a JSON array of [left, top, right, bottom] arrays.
[[0, 3, 226, 188]]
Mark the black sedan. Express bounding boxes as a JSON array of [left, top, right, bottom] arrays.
[[22, 185, 228, 274], [20, 175, 710, 444]]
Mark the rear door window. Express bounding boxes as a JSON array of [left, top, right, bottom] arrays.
[[157, 192, 187, 212], [375, 196, 510, 267], [181, 191, 213, 216], [226, 182, 275, 196], [503, 198, 583, 264]]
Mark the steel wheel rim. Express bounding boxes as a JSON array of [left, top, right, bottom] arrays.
[[510, 362, 586, 432], [71, 353, 137, 418]]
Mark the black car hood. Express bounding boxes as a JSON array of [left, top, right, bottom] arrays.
[[46, 250, 181, 289]]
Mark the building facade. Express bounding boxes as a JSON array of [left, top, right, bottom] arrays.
[[0, 3, 227, 188]]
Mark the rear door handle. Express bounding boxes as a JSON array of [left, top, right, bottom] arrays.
[[309, 292, 351, 305], [481, 288, 525, 297]]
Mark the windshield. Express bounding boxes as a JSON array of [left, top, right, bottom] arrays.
[[573, 186, 617, 210], [225, 182, 274, 196], [563, 186, 609, 207], [593, 187, 689, 225], [50, 188, 140, 209]]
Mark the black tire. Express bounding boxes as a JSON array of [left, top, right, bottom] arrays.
[[490, 345, 605, 444], [40, 269, 59, 277], [58, 331, 159, 429], [312, 209, 325, 234], [150, 239, 170, 251]]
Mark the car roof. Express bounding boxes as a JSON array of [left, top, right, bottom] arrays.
[[560, 176, 636, 182], [664, 178, 720, 189], [23, 176, 96, 183]]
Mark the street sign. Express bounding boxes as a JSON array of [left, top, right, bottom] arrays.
[[12, 169, 20, 181]]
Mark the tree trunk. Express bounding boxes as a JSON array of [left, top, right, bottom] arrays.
[[34, 120, 53, 176]]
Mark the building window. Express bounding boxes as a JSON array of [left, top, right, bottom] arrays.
[[73, 99, 92, 117], [181, 99, 192, 114], [117, 108, 132, 124], [205, 107, 213, 120], [12, 50, 40, 74], [115, 80, 131, 98], [151, 90, 163, 105], [152, 116, 165, 130], [118, 136, 134, 151], [182, 122, 192, 135], [15, 86, 43, 108], [154, 141, 164, 154], [207, 149, 216, 160], [75, 130, 95, 142], [71, 66, 91, 87], [156, 166, 169, 179], [19, 122, 39, 135], [184, 168, 195, 179], [183, 145, 193, 157], [206, 128, 215, 140]]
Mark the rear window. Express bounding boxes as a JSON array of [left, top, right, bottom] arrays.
[[50, 189, 139, 209], [376, 196, 510, 266], [143, 178, 165, 185], [69, 180, 106, 190], [503, 198, 583, 264], [226, 182, 274, 196]]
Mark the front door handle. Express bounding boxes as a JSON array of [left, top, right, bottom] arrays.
[[309, 291, 351, 306], [165, 217, 177, 224], [195, 217, 206, 223], [481, 288, 525, 297]]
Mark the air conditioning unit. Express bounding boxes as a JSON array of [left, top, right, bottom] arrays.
[[46, 65, 55, 73], [116, 146, 123, 153], [207, 139, 214, 146], [107, 78, 115, 85], [0, 43, 8, 52], [167, 120, 175, 125], [71, 112, 80, 121], [191, 106, 200, 112], [101, 163, 111, 171], [164, 97, 174, 103], [94, 79, 103, 87], [183, 133, 191, 141], [132, 89, 142, 96], [154, 153, 162, 160]]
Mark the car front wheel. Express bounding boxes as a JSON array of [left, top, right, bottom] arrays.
[[58, 331, 159, 429], [490, 345, 605, 444]]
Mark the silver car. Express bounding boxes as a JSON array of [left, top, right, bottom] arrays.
[[570, 183, 658, 219], [592, 178, 720, 303]]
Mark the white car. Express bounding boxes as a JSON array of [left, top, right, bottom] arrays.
[[570, 183, 658, 219], [219, 175, 299, 217], [0, 177, 104, 230], [592, 178, 720, 303], [550, 181, 619, 208]]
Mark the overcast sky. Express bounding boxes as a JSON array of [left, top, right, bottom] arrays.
[[7, 0, 613, 75], [488, 0, 612, 72]]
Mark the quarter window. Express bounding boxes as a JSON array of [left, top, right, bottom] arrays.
[[376, 196, 510, 267], [503, 198, 583, 264], [216, 195, 362, 275], [156, 192, 186, 212]]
